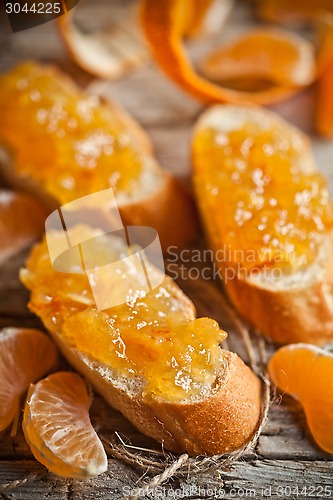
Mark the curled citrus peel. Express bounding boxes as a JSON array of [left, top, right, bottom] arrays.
[[316, 13, 333, 138], [200, 28, 316, 89], [0, 328, 58, 432], [268, 344, 333, 454], [0, 190, 46, 264], [57, 0, 233, 80], [180, 0, 234, 37], [58, 7, 149, 79], [23, 371, 108, 479], [258, 0, 333, 26], [141, 0, 303, 105]]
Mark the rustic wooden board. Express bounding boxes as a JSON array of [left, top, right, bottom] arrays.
[[0, 0, 333, 498]]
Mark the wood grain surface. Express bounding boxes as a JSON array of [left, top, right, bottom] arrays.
[[0, 0, 332, 498]]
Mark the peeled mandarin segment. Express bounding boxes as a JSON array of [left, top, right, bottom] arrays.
[[0, 328, 58, 431], [23, 372, 107, 478], [0, 63, 144, 205], [141, 0, 301, 105], [192, 109, 333, 271], [0, 190, 46, 264], [57, 8, 149, 80], [268, 344, 333, 454], [21, 225, 228, 401], [258, 0, 333, 26], [200, 28, 316, 88]]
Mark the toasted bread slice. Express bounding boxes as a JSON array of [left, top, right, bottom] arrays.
[[0, 62, 197, 250], [21, 225, 261, 456], [193, 104, 333, 345]]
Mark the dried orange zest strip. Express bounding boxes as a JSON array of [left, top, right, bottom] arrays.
[[23, 372, 108, 479], [0, 190, 46, 264], [0, 328, 57, 431], [268, 344, 333, 454], [58, 8, 149, 79], [141, 0, 299, 105], [200, 28, 316, 89]]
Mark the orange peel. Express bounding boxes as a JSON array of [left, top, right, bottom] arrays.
[[200, 28, 316, 89], [258, 0, 333, 26], [141, 0, 302, 105], [0, 328, 58, 432], [0, 190, 46, 264], [57, 7, 149, 79], [181, 0, 234, 37], [316, 13, 333, 138], [268, 344, 333, 454]]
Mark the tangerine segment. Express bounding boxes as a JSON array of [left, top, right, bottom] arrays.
[[0, 328, 58, 431], [192, 106, 333, 271], [200, 28, 316, 88], [0, 62, 145, 205], [23, 372, 107, 478], [268, 344, 333, 454], [0, 190, 46, 264], [141, 0, 301, 105], [21, 225, 227, 401]]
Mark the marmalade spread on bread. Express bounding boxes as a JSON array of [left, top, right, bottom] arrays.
[[0, 63, 144, 204], [193, 125, 333, 270], [21, 227, 227, 401]]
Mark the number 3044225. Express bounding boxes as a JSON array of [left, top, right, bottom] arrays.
[[6, 3, 62, 14]]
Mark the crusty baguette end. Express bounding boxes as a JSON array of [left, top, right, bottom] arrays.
[[226, 232, 333, 345]]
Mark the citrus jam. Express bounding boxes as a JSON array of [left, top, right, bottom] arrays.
[[0, 62, 144, 204], [21, 227, 227, 401], [193, 125, 333, 270]]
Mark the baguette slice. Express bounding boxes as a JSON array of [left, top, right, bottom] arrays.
[[193, 104, 333, 345], [21, 225, 261, 456], [0, 62, 197, 251]]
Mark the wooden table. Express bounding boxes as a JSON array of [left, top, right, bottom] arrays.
[[0, 1, 332, 498]]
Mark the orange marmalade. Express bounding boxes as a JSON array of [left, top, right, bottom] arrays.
[[193, 125, 333, 271], [0, 62, 144, 204], [21, 226, 227, 401]]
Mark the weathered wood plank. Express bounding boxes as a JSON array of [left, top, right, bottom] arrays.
[[0, 461, 68, 499], [1, 459, 332, 499]]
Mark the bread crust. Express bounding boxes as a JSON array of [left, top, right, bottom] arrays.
[[225, 238, 333, 345], [119, 173, 198, 251], [48, 330, 261, 456], [193, 104, 333, 346]]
